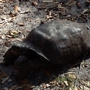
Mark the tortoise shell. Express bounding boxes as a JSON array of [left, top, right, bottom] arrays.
[[22, 20, 90, 65], [3, 20, 90, 66]]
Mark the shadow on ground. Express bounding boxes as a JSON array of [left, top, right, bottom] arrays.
[[0, 52, 90, 88]]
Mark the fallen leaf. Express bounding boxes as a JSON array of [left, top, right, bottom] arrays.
[[73, 86, 78, 90], [69, 86, 78, 90], [41, 83, 47, 89], [1, 34, 6, 39], [6, 35, 12, 38], [0, 0, 5, 2], [0, 24, 3, 27], [46, 84, 50, 87], [80, 80, 90, 88], [68, 74, 76, 79], [14, 86, 22, 90], [49, 11, 52, 16], [46, 15, 53, 19], [1, 76, 10, 83], [15, 38, 22, 41], [9, 12, 17, 17], [8, 30, 22, 38], [80, 85, 90, 90], [32, 1, 38, 6], [17, 23, 25, 26], [50, 80, 57, 84], [69, 87, 72, 90], [64, 80, 68, 86], [14, 5, 20, 13], [10, 85, 18, 90]]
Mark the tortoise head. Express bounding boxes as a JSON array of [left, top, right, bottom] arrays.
[[3, 44, 28, 66]]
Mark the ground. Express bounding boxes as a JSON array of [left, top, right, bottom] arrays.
[[0, 0, 90, 90]]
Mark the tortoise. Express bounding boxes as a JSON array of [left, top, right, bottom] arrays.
[[1, 20, 90, 76]]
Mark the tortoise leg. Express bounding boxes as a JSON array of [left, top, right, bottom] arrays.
[[14, 50, 54, 78]]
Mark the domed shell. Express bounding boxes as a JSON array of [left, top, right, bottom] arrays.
[[21, 20, 90, 65]]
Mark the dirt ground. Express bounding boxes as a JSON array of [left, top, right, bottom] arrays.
[[0, 0, 90, 90]]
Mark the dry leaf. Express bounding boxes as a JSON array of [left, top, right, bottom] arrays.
[[0, 0, 5, 2], [9, 30, 22, 37], [80, 86, 90, 90], [41, 83, 47, 89], [68, 74, 76, 79], [46, 84, 50, 87], [49, 11, 52, 16], [9, 12, 17, 17], [17, 23, 25, 26], [80, 80, 90, 88], [69, 86, 78, 90], [64, 80, 68, 86], [46, 15, 53, 19], [69, 87, 72, 90], [14, 5, 20, 13], [6, 35, 12, 38], [9, 30, 18, 36], [1, 76, 10, 83], [14, 86, 22, 90], [9, 38, 16, 42], [10, 85, 18, 90], [15, 38, 22, 41], [73, 86, 78, 90], [1, 34, 6, 39], [32, 1, 38, 6], [0, 24, 3, 27], [50, 80, 57, 84]]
